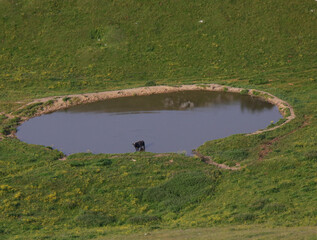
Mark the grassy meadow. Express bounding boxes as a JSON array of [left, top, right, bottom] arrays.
[[0, 0, 317, 239]]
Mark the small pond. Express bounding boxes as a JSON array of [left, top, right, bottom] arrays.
[[17, 91, 282, 155]]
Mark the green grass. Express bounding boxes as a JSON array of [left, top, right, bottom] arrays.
[[1, 0, 317, 239], [1, 0, 316, 111]]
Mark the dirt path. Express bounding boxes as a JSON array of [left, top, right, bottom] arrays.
[[193, 150, 242, 170]]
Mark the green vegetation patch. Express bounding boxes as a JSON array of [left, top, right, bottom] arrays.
[[62, 97, 71, 102], [141, 171, 220, 213], [198, 134, 258, 166]]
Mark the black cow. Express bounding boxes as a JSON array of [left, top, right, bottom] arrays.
[[132, 140, 145, 151]]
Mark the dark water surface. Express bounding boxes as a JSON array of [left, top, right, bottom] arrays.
[[17, 91, 282, 155]]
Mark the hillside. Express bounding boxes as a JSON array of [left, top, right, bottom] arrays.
[[0, 0, 317, 239]]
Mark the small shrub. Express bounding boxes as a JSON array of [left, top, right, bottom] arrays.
[[223, 87, 228, 92]]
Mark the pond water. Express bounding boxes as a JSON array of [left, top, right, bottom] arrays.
[[17, 91, 282, 155]]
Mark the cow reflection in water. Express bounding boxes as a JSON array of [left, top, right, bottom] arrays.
[[132, 140, 145, 151]]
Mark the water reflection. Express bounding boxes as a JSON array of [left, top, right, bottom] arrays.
[[67, 91, 273, 114]]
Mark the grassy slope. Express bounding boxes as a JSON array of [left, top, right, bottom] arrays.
[[0, 0, 317, 239]]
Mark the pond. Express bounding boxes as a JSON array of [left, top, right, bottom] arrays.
[[17, 90, 282, 155]]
